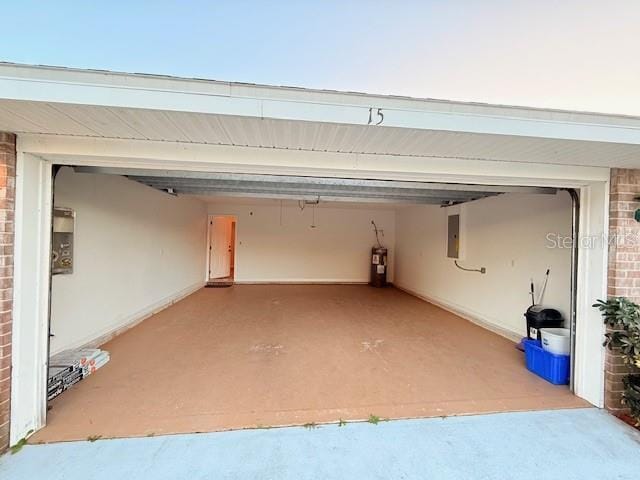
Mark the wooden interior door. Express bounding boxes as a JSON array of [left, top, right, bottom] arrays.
[[209, 217, 232, 279]]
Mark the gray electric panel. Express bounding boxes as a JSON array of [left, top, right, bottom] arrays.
[[447, 214, 460, 259], [52, 207, 75, 274]]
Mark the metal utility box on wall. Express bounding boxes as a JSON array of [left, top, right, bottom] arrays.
[[52, 207, 75, 275], [447, 214, 460, 259]]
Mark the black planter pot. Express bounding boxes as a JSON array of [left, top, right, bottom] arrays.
[[625, 374, 640, 391], [623, 374, 640, 420]]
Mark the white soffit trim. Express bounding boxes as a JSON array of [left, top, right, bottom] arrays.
[[1, 62, 640, 169]]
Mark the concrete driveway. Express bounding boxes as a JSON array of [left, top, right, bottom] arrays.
[[1, 408, 639, 480]]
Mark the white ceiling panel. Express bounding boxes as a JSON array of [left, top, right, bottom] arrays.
[[52, 104, 145, 139], [1, 98, 640, 167], [0, 100, 95, 135], [0, 103, 44, 132]]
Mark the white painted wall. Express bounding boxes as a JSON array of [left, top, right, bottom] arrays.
[[49, 168, 207, 354], [394, 192, 573, 340], [207, 200, 395, 283]]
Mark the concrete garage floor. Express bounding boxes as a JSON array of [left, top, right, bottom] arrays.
[[6, 410, 639, 480], [32, 285, 586, 443]]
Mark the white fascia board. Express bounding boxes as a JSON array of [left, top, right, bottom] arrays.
[[1, 64, 640, 145], [0, 75, 262, 118]]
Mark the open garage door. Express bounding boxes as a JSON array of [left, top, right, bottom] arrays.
[[76, 166, 559, 204]]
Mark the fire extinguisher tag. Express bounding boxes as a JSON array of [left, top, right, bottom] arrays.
[[372, 254, 380, 265]]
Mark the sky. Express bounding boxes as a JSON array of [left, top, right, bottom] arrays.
[[1, 1, 639, 115]]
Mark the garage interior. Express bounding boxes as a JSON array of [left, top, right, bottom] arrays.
[[29, 165, 586, 443]]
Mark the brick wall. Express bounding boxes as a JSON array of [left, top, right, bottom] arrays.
[[0, 132, 15, 453], [606, 168, 640, 413]]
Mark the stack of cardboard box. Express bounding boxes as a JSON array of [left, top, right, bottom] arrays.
[[46, 348, 110, 400]]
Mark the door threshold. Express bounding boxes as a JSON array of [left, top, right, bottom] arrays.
[[206, 277, 234, 288]]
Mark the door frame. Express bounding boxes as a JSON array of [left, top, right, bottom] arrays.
[[206, 214, 237, 281], [9, 139, 610, 444]]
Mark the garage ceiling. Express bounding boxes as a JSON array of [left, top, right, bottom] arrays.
[[74, 167, 557, 205]]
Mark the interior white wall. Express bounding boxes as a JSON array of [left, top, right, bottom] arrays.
[[394, 192, 573, 340], [207, 201, 395, 283], [49, 168, 207, 354]]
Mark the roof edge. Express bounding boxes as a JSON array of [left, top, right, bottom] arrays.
[[1, 61, 639, 125]]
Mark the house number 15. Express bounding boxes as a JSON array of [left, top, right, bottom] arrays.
[[368, 107, 384, 125]]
